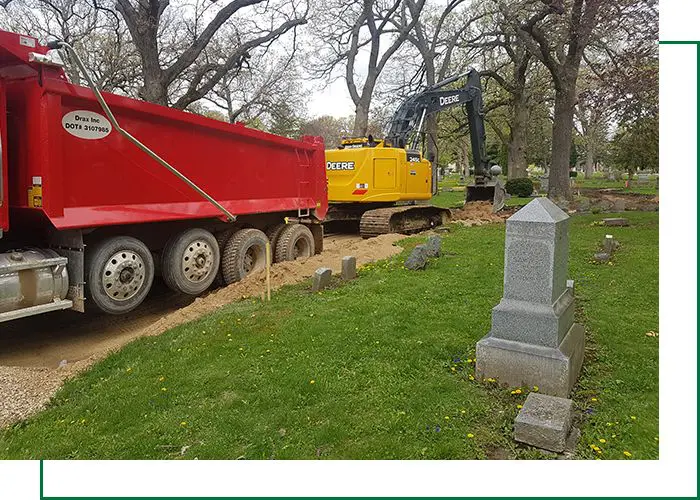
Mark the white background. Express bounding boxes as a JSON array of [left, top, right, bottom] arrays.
[[2, 1, 698, 498]]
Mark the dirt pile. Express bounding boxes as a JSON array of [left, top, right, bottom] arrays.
[[450, 201, 509, 226]]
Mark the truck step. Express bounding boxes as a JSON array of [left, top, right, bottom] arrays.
[[0, 299, 73, 323]]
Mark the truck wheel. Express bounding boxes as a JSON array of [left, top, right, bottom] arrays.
[[86, 236, 154, 315], [274, 224, 315, 262], [265, 223, 286, 262], [162, 228, 220, 295], [222, 228, 270, 285], [212, 229, 235, 288]]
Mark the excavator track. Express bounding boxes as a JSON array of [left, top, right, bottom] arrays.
[[359, 205, 451, 238]]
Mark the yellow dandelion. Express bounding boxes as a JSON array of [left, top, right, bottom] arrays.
[[599, 438, 606, 444], [516, 405, 523, 409], [467, 433, 474, 438], [460, 410, 466, 414], [161, 387, 167, 392], [159, 376, 165, 382], [487, 378, 496, 383], [444, 416, 450, 420], [623, 451, 632, 457], [239, 347, 244, 351], [514, 389, 522, 394], [591, 398, 598, 402], [612, 434, 617, 438], [533, 386, 539, 392], [510, 390, 516, 395], [126, 367, 132, 373], [451, 367, 456, 372], [467, 359, 473, 363], [468, 375, 475, 381], [310, 380, 315, 384], [630, 416, 637, 421]]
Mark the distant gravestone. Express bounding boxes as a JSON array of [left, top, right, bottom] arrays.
[[540, 176, 549, 192], [593, 252, 610, 263], [492, 178, 506, 212], [603, 234, 617, 254], [341, 256, 357, 280], [425, 236, 442, 258], [612, 199, 626, 212], [603, 217, 629, 227], [404, 244, 429, 270], [475, 198, 585, 397], [311, 267, 332, 292]]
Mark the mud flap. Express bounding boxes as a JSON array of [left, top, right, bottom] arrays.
[[309, 224, 323, 254]]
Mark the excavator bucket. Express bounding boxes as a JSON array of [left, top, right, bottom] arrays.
[[466, 183, 496, 202]]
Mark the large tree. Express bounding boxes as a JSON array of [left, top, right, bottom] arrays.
[[314, 0, 425, 136], [115, 0, 306, 107], [500, 0, 604, 199]]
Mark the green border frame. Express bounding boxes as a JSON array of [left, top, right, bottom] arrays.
[[32, 40, 694, 500]]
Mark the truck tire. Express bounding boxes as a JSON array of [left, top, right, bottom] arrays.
[[274, 224, 315, 262], [212, 229, 235, 288], [265, 223, 286, 262], [162, 228, 220, 295], [86, 236, 155, 315], [221, 228, 270, 285]]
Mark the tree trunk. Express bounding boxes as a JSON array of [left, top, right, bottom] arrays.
[[353, 99, 370, 137], [508, 92, 528, 179], [135, 30, 169, 106], [584, 142, 595, 179], [461, 136, 470, 177], [549, 84, 577, 199]]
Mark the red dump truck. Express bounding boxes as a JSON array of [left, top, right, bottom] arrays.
[[0, 30, 328, 321]]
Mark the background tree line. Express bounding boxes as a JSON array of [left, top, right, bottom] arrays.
[[0, 0, 658, 199]]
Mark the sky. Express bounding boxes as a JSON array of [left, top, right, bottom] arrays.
[[306, 78, 356, 118]]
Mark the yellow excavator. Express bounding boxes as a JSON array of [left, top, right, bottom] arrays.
[[324, 69, 495, 237]]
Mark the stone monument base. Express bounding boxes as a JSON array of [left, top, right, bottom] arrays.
[[475, 323, 584, 397]]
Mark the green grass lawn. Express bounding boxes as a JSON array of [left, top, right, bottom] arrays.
[[0, 212, 658, 460], [431, 189, 465, 208]]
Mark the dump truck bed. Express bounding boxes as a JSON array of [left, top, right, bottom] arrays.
[[0, 30, 327, 232]]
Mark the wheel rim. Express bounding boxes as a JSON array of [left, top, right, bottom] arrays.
[[293, 237, 311, 259], [243, 245, 264, 275], [182, 239, 215, 283], [102, 250, 146, 301]]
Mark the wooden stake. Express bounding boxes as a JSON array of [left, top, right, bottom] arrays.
[[265, 241, 271, 301]]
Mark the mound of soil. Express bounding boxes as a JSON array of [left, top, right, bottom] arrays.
[[450, 201, 509, 226]]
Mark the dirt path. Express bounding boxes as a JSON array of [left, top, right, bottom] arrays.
[[0, 233, 405, 428]]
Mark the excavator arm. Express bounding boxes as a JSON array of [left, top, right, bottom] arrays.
[[385, 69, 494, 200]]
